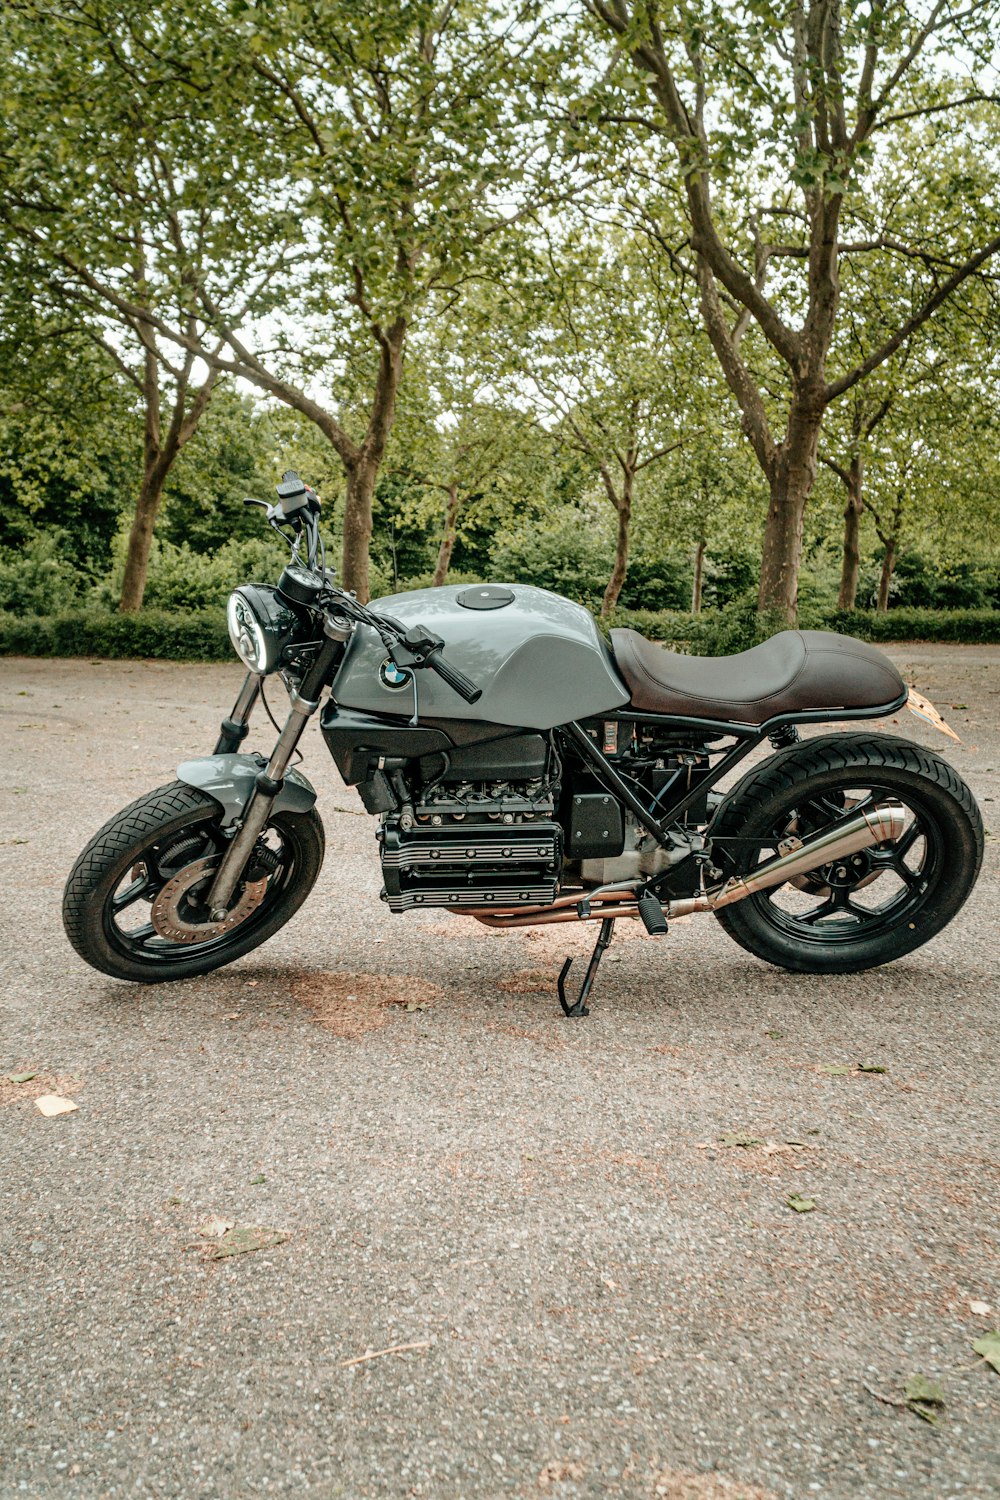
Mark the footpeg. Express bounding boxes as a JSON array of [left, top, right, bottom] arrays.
[[637, 889, 668, 935]]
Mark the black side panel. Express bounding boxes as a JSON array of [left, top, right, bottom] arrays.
[[320, 706, 539, 786]]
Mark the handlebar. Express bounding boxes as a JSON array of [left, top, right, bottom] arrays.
[[425, 648, 483, 704]]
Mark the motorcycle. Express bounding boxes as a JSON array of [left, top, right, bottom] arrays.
[[64, 473, 983, 1016]]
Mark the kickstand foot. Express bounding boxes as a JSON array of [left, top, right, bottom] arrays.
[[557, 917, 615, 1018]]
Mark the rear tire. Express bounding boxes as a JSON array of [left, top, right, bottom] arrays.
[[710, 734, 982, 974], [63, 780, 325, 982]]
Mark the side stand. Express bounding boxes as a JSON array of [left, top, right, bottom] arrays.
[[557, 917, 615, 1018]]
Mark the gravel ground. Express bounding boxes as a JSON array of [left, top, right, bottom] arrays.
[[1, 643, 998, 1500]]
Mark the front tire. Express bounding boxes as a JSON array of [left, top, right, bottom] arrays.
[[63, 781, 325, 982], [710, 734, 983, 974]]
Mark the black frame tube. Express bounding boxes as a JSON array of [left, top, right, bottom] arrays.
[[564, 689, 909, 842]]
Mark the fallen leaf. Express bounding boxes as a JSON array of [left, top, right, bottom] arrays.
[[764, 1029, 784, 1040], [248, 1174, 266, 1186], [205, 1224, 289, 1259], [857, 1062, 888, 1074], [819, 1064, 851, 1076], [198, 1217, 235, 1239], [8, 1071, 37, 1084], [720, 1132, 764, 1148], [972, 1331, 1000, 1376], [786, 1193, 816, 1213], [968, 1300, 992, 1317], [34, 1095, 78, 1117], [405, 1000, 430, 1013], [904, 1373, 945, 1423]]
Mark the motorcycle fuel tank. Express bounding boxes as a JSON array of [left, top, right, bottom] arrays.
[[332, 583, 630, 729]]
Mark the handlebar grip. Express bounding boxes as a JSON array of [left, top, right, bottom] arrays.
[[427, 650, 482, 703]]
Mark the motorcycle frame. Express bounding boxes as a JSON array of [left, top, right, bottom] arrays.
[[561, 691, 909, 847]]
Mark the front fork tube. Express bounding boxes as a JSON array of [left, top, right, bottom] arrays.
[[214, 672, 262, 754], [205, 621, 351, 919]]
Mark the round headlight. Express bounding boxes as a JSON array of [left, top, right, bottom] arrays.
[[227, 591, 267, 672]]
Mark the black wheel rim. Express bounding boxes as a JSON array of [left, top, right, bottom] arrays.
[[750, 782, 941, 947], [102, 813, 300, 967]]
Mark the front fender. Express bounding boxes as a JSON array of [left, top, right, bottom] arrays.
[[176, 753, 318, 828]]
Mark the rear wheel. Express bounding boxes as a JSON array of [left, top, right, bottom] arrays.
[[711, 734, 982, 974], [63, 781, 324, 982]]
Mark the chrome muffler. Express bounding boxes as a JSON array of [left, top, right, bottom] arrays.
[[467, 803, 908, 928]]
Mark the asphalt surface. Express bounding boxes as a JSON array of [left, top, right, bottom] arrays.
[[1, 643, 998, 1500]]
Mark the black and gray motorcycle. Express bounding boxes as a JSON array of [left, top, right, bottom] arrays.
[[64, 473, 983, 1015]]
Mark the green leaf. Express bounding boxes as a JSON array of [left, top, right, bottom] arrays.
[[904, 1373, 945, 1423], [972, 1331, 1000, 1376], [764, 1028, 784, 1039], [720, 1132, 763, 1148], [786, 1193, 816, 1213], [820, 1064, 852, 1076], [248, 1173, 266, 1185], [857, 1063, 888, 1073], [7, 1070, 37, 1083]]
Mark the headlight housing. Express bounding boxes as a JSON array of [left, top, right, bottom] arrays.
[[226, 585, 309, 674]]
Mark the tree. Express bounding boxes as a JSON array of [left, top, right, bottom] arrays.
[[0, 0, 558, 602], [584, 1, 1000, 619], [491, 226, 702, 614]]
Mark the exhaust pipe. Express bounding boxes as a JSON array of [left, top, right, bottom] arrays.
[[468, 803, 907, 928], [667, 802, 908, 917]]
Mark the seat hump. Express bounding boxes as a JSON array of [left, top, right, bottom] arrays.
[[608, 628, 905, 725]]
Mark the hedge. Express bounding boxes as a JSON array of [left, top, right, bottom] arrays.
[[0, 607, 231, 661], [2, 601, 999, 664]]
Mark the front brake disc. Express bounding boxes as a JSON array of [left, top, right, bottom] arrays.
[[150, 855, 267, 944]]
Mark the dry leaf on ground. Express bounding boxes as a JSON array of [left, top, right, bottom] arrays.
[[972, 1331, 1000, 1376], [786, 1193, 816, 1213], [292, 972, 447, 1039], [203, 1225, 289, 1260], [652, 1467, 776, 1500], [35, 1095, 78, 1117], [198, 1217, 235, 1239], [904, 1373, 945, 1423]]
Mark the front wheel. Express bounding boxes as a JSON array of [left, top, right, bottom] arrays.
[[710, 734, 983, 974], [63, 781, 325, 982]]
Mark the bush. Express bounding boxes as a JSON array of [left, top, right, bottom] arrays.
[[0, 534, 90, 614], [827, 608, 1000, 644], [0, 607, 231, 661], [94, 535, 290, 613]]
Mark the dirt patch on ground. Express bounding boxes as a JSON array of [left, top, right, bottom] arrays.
[[496, 968, 556, 994], [652, 1469, 776, 1500], [0, 1072, 81, 1107], [291, 972, 449, 1039]]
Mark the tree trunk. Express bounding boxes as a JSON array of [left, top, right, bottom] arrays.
[[837, 456, 864, 611], [341, 457, 379, 603], [757, 396, 822, 621], [600, 471, 633, 618], [340, 320, 406, 603], [119, 453, 173, 612], [877, 538, 896, 613], [432, 484, 461, 588], [691, 537, 706, 614]]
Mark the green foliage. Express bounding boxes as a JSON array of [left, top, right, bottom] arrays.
[[0, 534, 88, 614], [490, 507, 613, 603], [0, 607, 230, 661]]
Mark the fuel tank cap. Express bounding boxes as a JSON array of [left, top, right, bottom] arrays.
[[456, 585, 515, 610]]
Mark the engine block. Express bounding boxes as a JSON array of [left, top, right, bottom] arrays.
[[380, 819, 562, 913]]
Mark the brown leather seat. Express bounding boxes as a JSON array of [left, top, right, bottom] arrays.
[[609, 628, 906, 725]]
